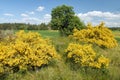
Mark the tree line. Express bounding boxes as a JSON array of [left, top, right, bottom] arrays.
[[108, 27, 120, 31], [0, 22, 119, 31], [0, 23, 51, 30]]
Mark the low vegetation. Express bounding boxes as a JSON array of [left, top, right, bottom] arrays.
[[0, 30, 59, 75], [0, 22, 120, 80], [0, 3, 120, 80], [70, 22, 118, 48], [65, 43, 109, 69]]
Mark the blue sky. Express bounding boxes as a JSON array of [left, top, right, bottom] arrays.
[[0, 0, 120, 27]]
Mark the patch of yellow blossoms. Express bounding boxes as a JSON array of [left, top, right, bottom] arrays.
[[70, 22, 118, 48], [0, 30, 58, 73], [65, 43, 110, 69]]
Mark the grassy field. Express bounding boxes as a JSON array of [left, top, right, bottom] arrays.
[[24, 30, 60, 38], [1, 30, 120, 80], [113, 30, 120, 42]]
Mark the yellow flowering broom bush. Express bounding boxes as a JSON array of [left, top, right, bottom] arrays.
[[0, 30, 58, 73], [65, 43, 110, 69], [70, 22, 118, 48]]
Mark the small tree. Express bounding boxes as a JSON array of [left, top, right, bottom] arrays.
[[51, 5, 85, 36]]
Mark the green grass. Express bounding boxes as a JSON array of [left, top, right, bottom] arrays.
[[112, 30, 120, 42], [1, 30, 120, 80], [26, 30, 60, 38]]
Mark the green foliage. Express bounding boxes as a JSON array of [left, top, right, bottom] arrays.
[[0, 23, 49, 30], [51, 5, 85, 36], [37, 23, 49, 30]]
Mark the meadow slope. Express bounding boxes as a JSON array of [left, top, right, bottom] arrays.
[[1, 30, 120, 80]]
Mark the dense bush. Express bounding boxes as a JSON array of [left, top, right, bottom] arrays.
[[70, 22, 118, 48], [65, 43, 110, 69], [0, 30, 58, 74]]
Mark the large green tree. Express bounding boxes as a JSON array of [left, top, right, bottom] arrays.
[[51, 5, 85, 36]]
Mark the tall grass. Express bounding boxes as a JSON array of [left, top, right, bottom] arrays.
[[1, 30, 120, 80]]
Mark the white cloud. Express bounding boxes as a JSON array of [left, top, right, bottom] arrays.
[[77, 11, 120, 27], [36, 6, 44, 12], [28, 11, 35, 15], [44, 14, 51, 19], [21, 13, 29, 17], [43, 14, 51, 23], [2, 10, 120, 27], [23, 17, 40, 22], [0, 18, 21, 23], [21, 17, 42, 24], [4, 13, 14, 16]]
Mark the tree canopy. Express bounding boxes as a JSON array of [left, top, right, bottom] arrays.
[[51, 5, 85, 36]]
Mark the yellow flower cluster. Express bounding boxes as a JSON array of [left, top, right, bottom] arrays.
[[0, 30, 58, 73], [70, 22, 118, 48], [65, 43, 110, 69]]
